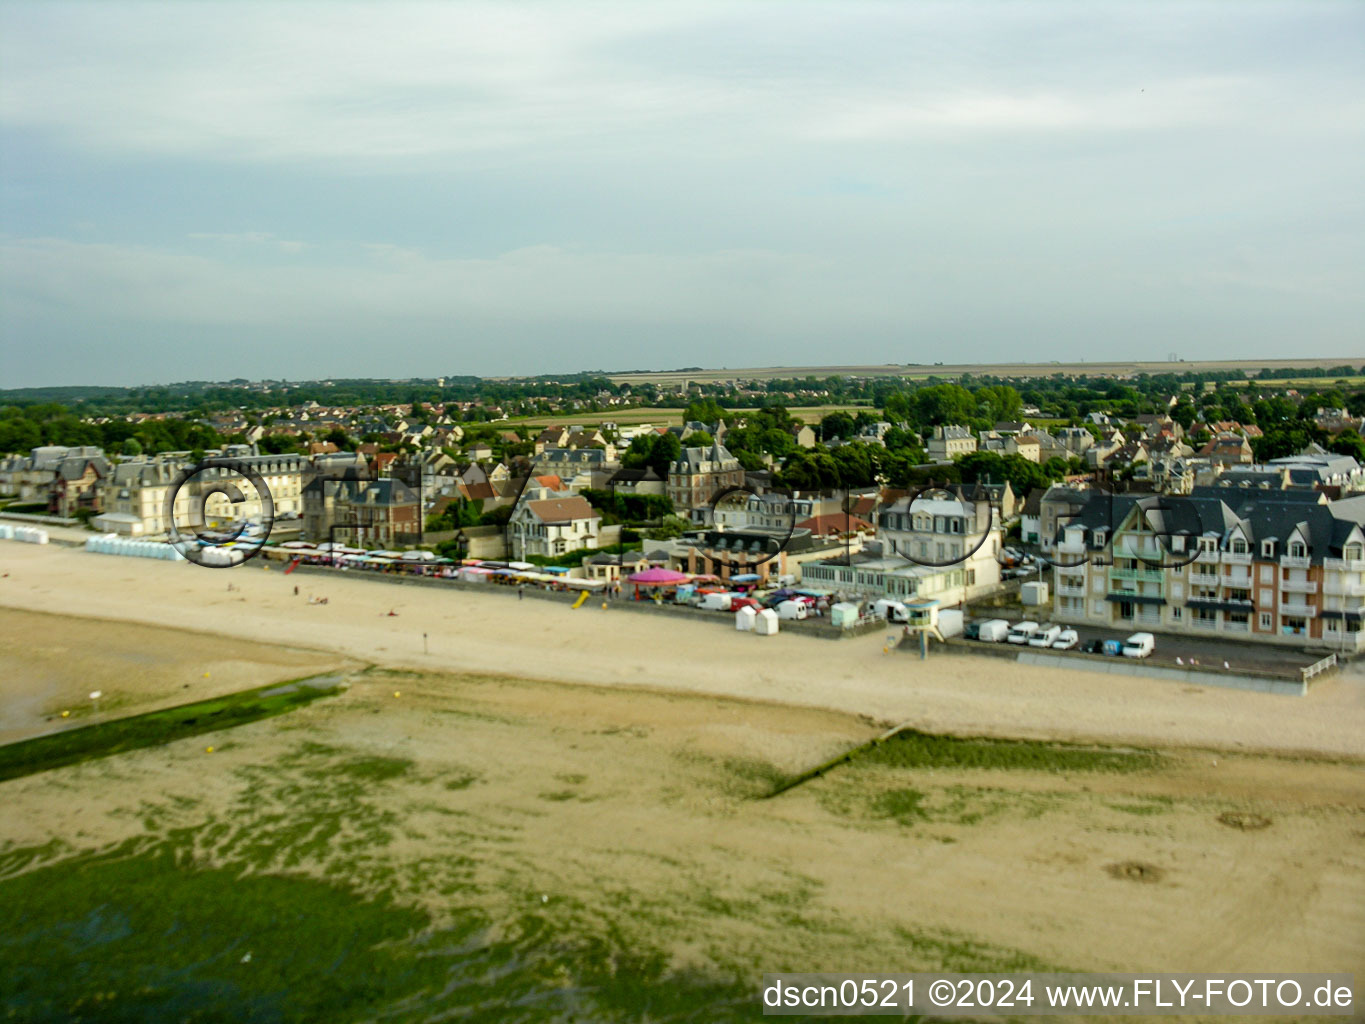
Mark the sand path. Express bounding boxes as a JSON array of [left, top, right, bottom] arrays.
[[2, 543, 1363, 758]]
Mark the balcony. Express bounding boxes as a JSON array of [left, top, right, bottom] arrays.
[[1222, 550, 1252, 565], [1056, 583, 1086, 597], [1280, 554, 1311, 570], [1110, 567, 1165, 584], [1323, 557, 1365, 572], [1280, 601, 1317, 618], [1222, 569, 1253, 587], [1280, 578, 1318, 595], [1194, 549, 1221, 564], [1323, 578, 1365, 597]]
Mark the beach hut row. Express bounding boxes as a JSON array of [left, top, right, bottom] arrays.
[[0, 524, 49, 544], [84, 534, 186, 561]]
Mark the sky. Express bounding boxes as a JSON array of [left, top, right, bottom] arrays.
[[1, 1, 1362, 387]]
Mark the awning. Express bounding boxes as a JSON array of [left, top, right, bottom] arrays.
[[1184, 598, 1254, 613]]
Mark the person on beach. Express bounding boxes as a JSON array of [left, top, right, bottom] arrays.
[[294, 585, 299, 596], [518, 583, 525, 601]]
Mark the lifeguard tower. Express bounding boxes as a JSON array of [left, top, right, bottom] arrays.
[[901, 597, 944, 659]]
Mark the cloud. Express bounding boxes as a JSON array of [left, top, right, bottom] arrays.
[[3, 3, 1357, 163]]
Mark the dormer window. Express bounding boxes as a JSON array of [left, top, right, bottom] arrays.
[[1346, 543, 1363, 561], [1289, 540, 1306, 559], [1261, 539, 1276, 558], [1231, 538, 1247, 554]]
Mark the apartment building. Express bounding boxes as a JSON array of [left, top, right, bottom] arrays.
[[1049, 488, 1365, 651]]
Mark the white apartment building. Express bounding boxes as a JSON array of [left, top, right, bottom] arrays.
[[876, 488, 1003, 600]]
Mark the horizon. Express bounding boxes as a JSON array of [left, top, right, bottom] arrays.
[[6, 355, 1365, 395]]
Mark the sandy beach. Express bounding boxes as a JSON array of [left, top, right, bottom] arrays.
[[2, 541, 1363, 1018], [1, 542, 1363, 757]]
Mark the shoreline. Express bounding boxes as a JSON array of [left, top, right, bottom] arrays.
[[2, 542, 1364, 759]]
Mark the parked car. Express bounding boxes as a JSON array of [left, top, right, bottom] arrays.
[[1121, 632, 1155, 658], [1081, 638, 1107, 655], [1006, 620, 1039, 645], [1028, 624, 1062, 647], [975, 618, 1011, 642], [963, 620, 982, 640], [1052, 628, 1080, 650]]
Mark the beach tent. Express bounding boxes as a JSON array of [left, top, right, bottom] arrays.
[[735, 605, 757, 631], [543, 566, 570, 575], [561, 578, 605, 591], [754, 609, 780, 635], [627, 568, 690, 585], [730, 573, 760, 583]]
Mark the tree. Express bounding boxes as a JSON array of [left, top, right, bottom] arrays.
[[121, 437, 143, 457], [651, 515, 693, 539], [324, 427, 356, 451], [819, 412, 854, 442]]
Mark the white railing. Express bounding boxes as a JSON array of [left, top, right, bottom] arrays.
[[1280, 578, 1318, 594], [1323, 557, 1365, 572], [1223, 569, 1253, 587], [1222, 550, 1252, 565], [1280, 601, 1317, 618], [1195, 549, 1220, 564], [1280, 554, 1311, 569], [1302, 653, 1337, 682], [1056, 583, 1086, 597]]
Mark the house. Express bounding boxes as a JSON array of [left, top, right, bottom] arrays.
[[302, 477, 420, 547], [669, 527, 835, 585], [667, 443, 745, 515], [926, 425, 976, 462], [977, 431, 1040, 462], [1036, 485, 1092, 553], [48, 450, 110, 516], [582, 550, 651, 583], [789, 423, 818, 449], [1056, 426, 1095, 456], [508, 495, 601, 559], [1198, 433, 1253, 467], [875, 487, 1003, 599], [1049, 487, 1365, 651], [607, 466, 667, 497], [94, 455, 192, 536], [533, 447, 621, 490]]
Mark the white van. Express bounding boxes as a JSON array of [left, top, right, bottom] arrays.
[[976, 618, 1011, 643], [874, 598, 909, 623], [1028, 624, 1062, 647], [698, 592, 735, 611], [1007, 621, 1039, 645], [776, 599, 809, 620], [1121, 632, 1155, 658]]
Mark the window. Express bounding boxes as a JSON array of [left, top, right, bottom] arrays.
[[1171, 606, 1182, 621], [1346, 544, 1363, 561], [1231, 537, 1247, 554], [1290, 540, 1306, 558], [1260, 565, 1273, 584], [1261, 539, 1276, 558]]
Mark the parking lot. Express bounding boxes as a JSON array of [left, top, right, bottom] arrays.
[[962, 616, 1328, 680]]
